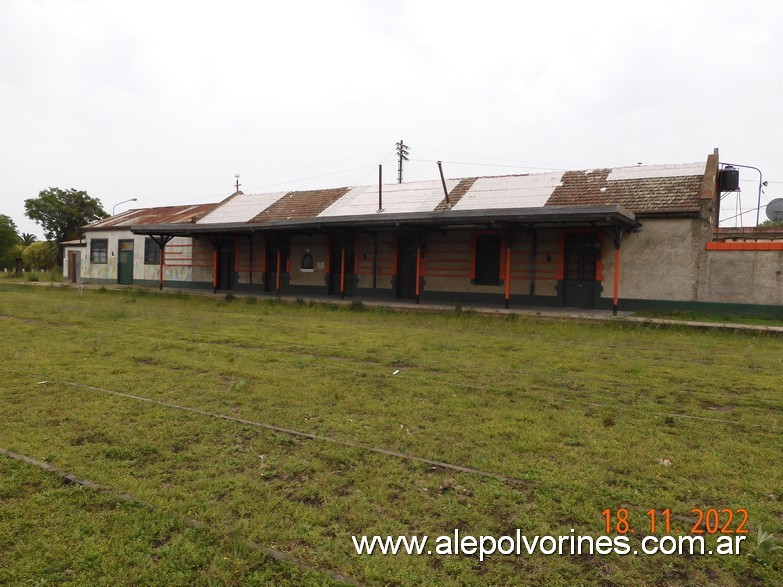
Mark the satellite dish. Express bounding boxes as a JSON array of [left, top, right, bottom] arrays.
[[765, 198, 783, 222]]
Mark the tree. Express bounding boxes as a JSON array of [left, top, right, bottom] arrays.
[[23, 241, 59, 271], [758, 219, 783, 228], [11, 244, 25, 276], [0, 214, 20, 270], [20, 233, 38, 246], [24, 188, 108, 243]]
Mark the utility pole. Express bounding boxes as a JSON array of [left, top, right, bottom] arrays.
[[396, 140, 409, 184]]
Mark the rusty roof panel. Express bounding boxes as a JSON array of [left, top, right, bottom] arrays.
[[85, 203, 218, 230], [249, 187, 350, 222]]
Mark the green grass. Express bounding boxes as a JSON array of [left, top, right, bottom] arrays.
[[1, 284, 783, 585], [0, 457, 334, 586]]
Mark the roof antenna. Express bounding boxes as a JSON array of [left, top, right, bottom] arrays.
[[234, 174, 241, 192]]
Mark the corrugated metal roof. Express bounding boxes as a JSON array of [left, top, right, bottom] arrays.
[[453, 172, 565, 211], [85, 203, 217, 230], [197, 191, 288, 224], [607, 162, 706, 181], [319, 179, 459, 216]]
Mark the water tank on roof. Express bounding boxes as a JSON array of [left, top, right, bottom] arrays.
[[719, 166, 740, 191]]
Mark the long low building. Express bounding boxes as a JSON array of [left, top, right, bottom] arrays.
[[62, 148, 783, 316]]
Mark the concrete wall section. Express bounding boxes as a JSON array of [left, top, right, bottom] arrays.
[[603, 218, 704, 302], [701, 250, 783, 305]]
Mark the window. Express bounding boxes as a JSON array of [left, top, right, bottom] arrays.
[[90, 239, 108, 264], [474, 234, 501, 285], [144, 238, 161, 264]]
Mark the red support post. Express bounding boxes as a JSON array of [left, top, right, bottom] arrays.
[[159, 247, 164, 290]]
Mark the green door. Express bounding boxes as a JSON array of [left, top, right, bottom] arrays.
[[118, 240, 134, 285]]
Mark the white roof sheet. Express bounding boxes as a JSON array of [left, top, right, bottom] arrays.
[[607, 162, 706, 182], [319, 179, 458, 217], [453, 172, 565, 210], [197, 191, 288, 223]]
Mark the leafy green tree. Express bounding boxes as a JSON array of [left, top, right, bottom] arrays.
[[24, 188, 108, 243], [758, 219, 783, 228], [23, 241, 58, 271], [11, 244, 26, 276], [0, 214, 20, 270]]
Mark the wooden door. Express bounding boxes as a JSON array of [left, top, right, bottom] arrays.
[[563, 234, 597, 308], [396, 236, 418, 299]]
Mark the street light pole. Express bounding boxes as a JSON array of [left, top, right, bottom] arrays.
[[112, 198, 138, 216]]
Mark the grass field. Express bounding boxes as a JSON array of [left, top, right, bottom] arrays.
[[1, 284, 782, 586]]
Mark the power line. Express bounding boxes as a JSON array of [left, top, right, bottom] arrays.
[[245, 164, 373, 192], [246, 148, 392, 182], [415, 147, 580, 170], [409, 158, 566, 172]]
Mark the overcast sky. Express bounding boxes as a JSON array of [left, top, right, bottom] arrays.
[[2, 0, 782, 237]]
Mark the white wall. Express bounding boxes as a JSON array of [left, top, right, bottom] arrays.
[[80, 230, 195, 284]]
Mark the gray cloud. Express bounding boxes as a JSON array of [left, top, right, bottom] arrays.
[[2, 0, 781, 237]]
